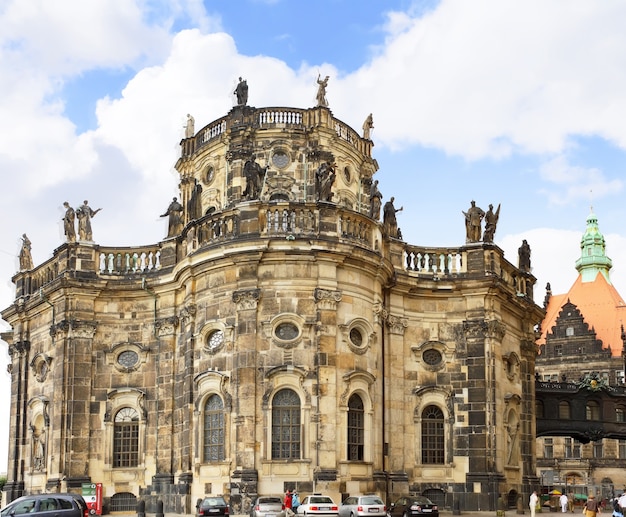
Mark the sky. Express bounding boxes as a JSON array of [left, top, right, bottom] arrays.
[[1, 0, 626, 471]]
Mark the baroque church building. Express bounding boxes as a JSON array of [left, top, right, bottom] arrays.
[[1, 82, 544, 513]]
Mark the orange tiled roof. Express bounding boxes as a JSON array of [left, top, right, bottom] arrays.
[[538, 272, 626, 356]]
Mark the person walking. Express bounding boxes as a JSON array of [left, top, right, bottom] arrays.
[[285, 490, 294, 517], [530, 491, 539, 517], [584, 495, 600, 517], [561, 494, 569, 513]]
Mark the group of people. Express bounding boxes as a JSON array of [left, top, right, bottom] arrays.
[[284, 490, 300, 516], [529, 491, 618, 517]]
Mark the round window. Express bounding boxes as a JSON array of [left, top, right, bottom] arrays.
[[205, 166, 215, 184], [272, 151, 289, 168], [275, 322, 299, 341], [422, 348, 443, 366], [207, 330, 224, 351], [349, 327, 363, 347], [118, 350, 139, 368]]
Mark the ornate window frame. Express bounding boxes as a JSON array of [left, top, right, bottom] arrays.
[[261, 368, 311, 463], [194, 370, 232, 466], [262, 313, 306, 349], [30, 353, 52, 382], [413, 386, 454, 466], [339, 371, 375, 463], [199, 321, 233, 355], [339, 318, 375, 355], [104, 388, 146, 470], [411, 340, 452, 371], [502, 352, 521, 381], [105, 342, 149, 373]]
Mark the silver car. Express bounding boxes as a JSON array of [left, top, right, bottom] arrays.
[[250, 496, 286, 517], [339, 495, 386, 517]]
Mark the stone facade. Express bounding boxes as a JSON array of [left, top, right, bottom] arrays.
[[1, 104, 544, 513]]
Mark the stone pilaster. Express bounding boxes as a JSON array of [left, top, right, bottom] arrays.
[[232, 289, 260, 472], [154, 316, 179, 475]]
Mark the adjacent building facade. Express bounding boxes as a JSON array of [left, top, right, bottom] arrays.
[[1, 98, 544, 513], [535, 210, 626, 500]]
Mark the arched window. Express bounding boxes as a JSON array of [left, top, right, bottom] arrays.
[[347, 394, 364, 461], [558, 401, 571, 419], [203, 394, 225, 462], [617, 406, 626, 423], [586, 401, 600, 420], [113, 407, 139, 468], [421, 405, 444, 464], [271, 389, 301, 459]]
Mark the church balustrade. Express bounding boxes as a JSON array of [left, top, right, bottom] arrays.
[[403, 246, 466, 276], [262, 205, 316, 236], [257, 108, 303, 126], [195, 117, 228, 152], [194, 212, 239, 246], [99, 248, 162, 274]]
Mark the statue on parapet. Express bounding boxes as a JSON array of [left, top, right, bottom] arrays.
[[76, 200, 102, 241], [362, 113, 374, 140], [383, 197, 403, 238], [369, 180, 383, 220], [63, 201, 76, 243], [234, 77, 248, 106], [161, 197, 184, 237], [482, 203, 501, 243], [518, 239, 531, 272], [463, 200, 485, 243], [316, 74, 329, 107], [19, 233, 33, 271], [185, 114, 195, 138]]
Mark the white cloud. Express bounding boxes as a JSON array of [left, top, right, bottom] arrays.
[[334, 1, 626, 159]]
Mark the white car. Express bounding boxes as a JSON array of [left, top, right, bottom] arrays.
[[338, 495, 386, 517], [296, 495, 339, 516]]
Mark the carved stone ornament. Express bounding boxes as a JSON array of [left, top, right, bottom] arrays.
[[313, 288, 342, 310], [69, 320, 98, 339], [179, 303, 197, 323], [233, 288, 261, 310], [386, 314, 408, 335], [155, 316, 179, 337], [30, 353, 52, 383]]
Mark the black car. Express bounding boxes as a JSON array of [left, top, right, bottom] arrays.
[[387, 496, 438, 517], [198, 496, 230, 517], [1, 493, 89, 517]]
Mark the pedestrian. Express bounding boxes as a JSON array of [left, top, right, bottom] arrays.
[[561, 494, 569, 513], [584, 495, 600, 517], [285, 490, 293, 517], [292, 491, 300, 513], [530, 491, 539, 517]]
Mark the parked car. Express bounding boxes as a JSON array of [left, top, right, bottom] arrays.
[[296, 494, 339, 516], [387, 496, 438, 517], [0, 493, 90, 517], [250, 496, 286, 517], [198, 496, 230, 517], [339, 495, 386, 517]]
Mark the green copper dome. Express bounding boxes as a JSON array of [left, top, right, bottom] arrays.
[[575, 208, 612, 283]]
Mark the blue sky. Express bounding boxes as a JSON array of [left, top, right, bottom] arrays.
[[1, 0, 626, 467]]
